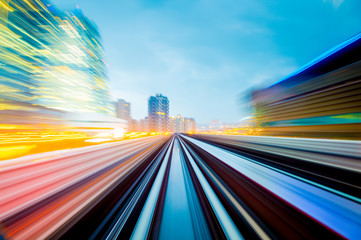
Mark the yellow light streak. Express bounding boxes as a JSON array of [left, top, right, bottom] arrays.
[[0, 145, 36, 160], [0, 0, 14, 11]]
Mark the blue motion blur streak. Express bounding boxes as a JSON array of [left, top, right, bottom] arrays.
[[179, 138, 244, 240], [130, 138, 174, 240], [158, 139, 196, 239], [268, 32, 361, 88], [182, 135, 361, 240]]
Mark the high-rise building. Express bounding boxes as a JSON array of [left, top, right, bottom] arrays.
[[169, 116, 176, 132], [0, 0, 113, 116], [184, 117, 197, 133], [148, 94, 169, 132], [170, 114, 197, 133], [115, 99, 131, 131], [115, 99, 131, 121], [175, 114, 184, 132], [0, 0, 124, 135]]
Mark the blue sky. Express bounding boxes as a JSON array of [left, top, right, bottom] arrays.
[[53, 0, 361, 124]]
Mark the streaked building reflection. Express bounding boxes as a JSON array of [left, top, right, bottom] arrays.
[[0, 0, 114, 124], [250, 33, 361, 139]]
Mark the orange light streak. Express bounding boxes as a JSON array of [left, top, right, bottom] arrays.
[[6, 139, 164, 238]]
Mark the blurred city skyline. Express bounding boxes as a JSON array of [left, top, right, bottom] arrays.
[[53, 0, 361, 124]]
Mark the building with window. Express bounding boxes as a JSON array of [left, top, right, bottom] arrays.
[[170, 114, 197, 133], [148, 94, 169, 132], [115, 99, 131, 120]]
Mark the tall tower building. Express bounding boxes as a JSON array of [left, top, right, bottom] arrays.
[[115, 99, 131, 121], [148, 94, 169, 132]]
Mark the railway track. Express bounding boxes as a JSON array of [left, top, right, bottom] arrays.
[[1, 134, 360, 239]]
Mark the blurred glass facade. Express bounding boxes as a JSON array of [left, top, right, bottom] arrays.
[[0, 0, 113, 117], [251, 33, 361, 139]]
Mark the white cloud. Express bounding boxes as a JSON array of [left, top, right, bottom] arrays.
[[323, 0, 345, 8], [64, 0, 300, 123], [110, 40, 298, 123]]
